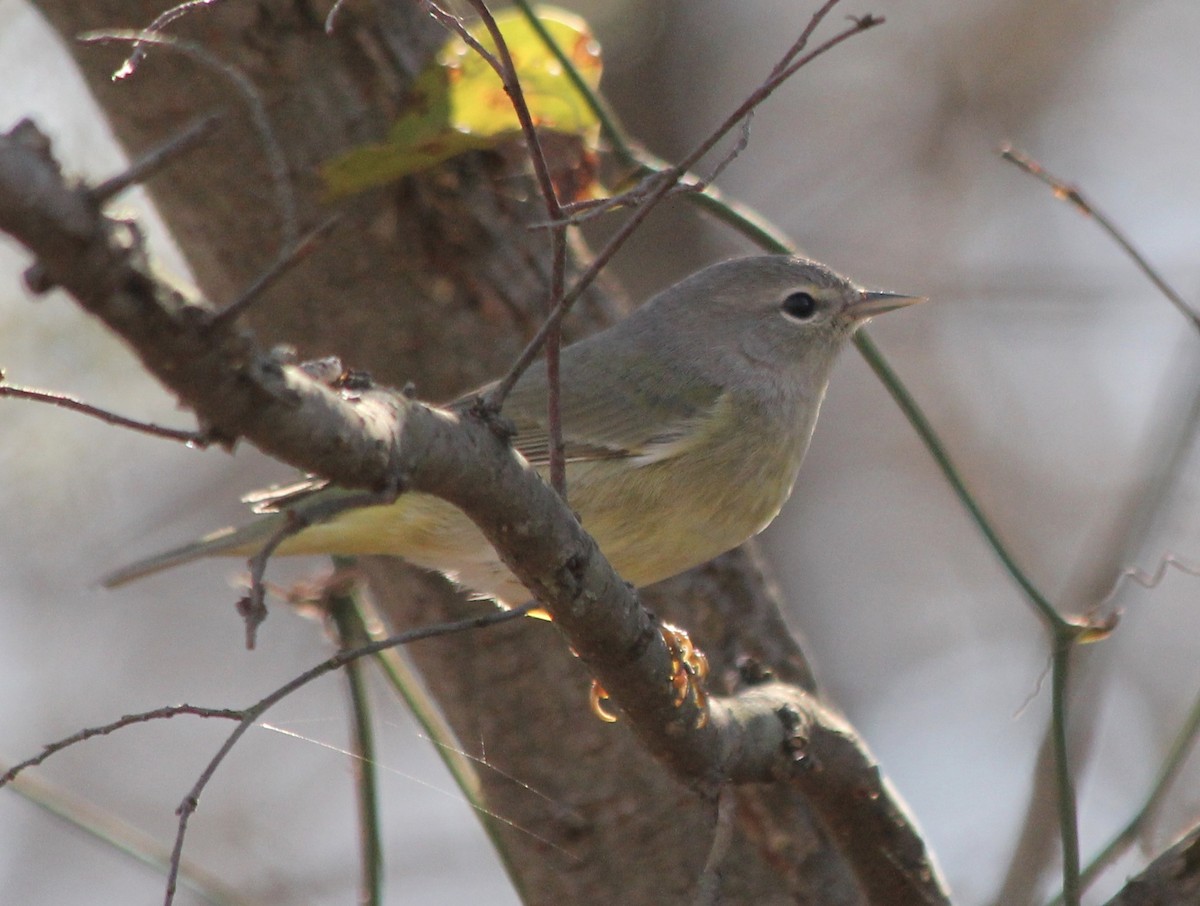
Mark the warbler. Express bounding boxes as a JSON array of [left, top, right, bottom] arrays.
[[103, 256, 921, 603]]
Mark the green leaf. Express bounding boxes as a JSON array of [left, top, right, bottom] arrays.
[[323, 6, 602, 198]]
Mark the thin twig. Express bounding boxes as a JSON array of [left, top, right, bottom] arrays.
[[769, 0, 845, 78], [215, 215, 341, 323], [161, 605, 535, 905], [853, 331, 1068, 630], [858, 325, 1085, 904], [510, 0, 627, 154], [460, 0, 562, 219], [324, 0, 350, 34], [111, 0, 224, 80], [90, 113, 222, 203], [423, 2, 503, 71], [348, 583, 562, 897], [510, 2, 796, 248], [0, 381, 207, 445], [1000, 145, 1200, 335], [1005, 398, 1200, 903], [996, 144, 1200, 903], [695, 785, 737, 906], [664, 13, 884, 208], [1096, 553, 1200, 610], [238, 488, 395, 648], [697, 115, 755, 192], [545, 234, 567, 494], [439, 0, 571, 492], [527, 169, 691, 229], [83, 29, 299, 249], [1, 706, 243, 789], [238, 515, 298, 648]]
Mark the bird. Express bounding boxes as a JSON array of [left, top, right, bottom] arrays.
[[103, 255, 922, 605]]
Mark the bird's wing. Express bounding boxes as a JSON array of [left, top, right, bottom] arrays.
[[241, 477, 333, 512], [494, 355, 727, 469]]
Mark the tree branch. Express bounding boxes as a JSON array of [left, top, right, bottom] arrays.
[[1102, 825, 1200, 906], [0, 118, 946, 906]]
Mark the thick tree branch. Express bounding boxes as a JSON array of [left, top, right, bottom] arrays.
[[0, 119, 945, 905]]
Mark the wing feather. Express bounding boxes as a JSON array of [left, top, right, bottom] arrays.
[[492, 347, 726, 468]]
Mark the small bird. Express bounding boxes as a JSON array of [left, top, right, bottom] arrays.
[[103, 256, 921, 604]]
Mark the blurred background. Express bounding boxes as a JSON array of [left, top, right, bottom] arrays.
[[3, 0, 1200, 903]]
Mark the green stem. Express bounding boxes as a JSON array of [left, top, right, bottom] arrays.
[[853, 332, 1067, 631], [327, 576, 384, 906], [2, 767, 245, 906], [338, 570, 530, 901], [1054, 681, 1200, 903], [1051, 640, 1080, 906]]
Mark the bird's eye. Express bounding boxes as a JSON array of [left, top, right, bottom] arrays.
[[781, 291, 818, 320]]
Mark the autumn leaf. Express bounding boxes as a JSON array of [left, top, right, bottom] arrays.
[[323, 7, 602, 198]]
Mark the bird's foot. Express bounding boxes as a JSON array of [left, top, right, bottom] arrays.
[[589, 621, 710, 728]]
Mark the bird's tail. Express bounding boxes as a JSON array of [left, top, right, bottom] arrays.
[[100, 519, 283, 588]]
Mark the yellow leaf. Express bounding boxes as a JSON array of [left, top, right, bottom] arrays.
[[323, 6, 602, 198]]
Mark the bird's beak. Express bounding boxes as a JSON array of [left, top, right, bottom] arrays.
[[850, 289, 926, 322]]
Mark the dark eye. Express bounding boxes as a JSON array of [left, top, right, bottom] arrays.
[[781, 291, 817, 320]]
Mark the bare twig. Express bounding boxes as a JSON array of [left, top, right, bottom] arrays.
[[82, 29, 298, 249], [427, 0, 572, 491], [1127, 691, 1200, 859], [768, 0, 845, 78], [1000, 145, 1200, 334], [1096, 553, 1200, 610], [1051, 639, 1082, 905], [1, 705, 243, 789], [506, 4, 1086, 746], [1100, 825, 1200, 905], [162, 605, 535, 905], [544, 234, 567, 494], [995, 144, 1200, 905], [324, 0, 350, 34], [215, 215, 341, 323], [421, 1, 563, 226], [0, 68, 948, 906], [695, 115, 755, 194], [665, 13, 884, 208], [238, 487, 397, 647], [0, 603, 530, 905], [435, 3, 879, 488], [110, 0, 225, 80], [695, 786, 737, 906], [90, 113, 222, 203], [0, 380, 207, 445], [423, 2, 503, 71], [1060, 683, 1200, 902]]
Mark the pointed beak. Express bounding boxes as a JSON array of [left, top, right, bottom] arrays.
[[850, 289, 926, 322]]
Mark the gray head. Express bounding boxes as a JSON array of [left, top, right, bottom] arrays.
[[609, 255, 922, 392]]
